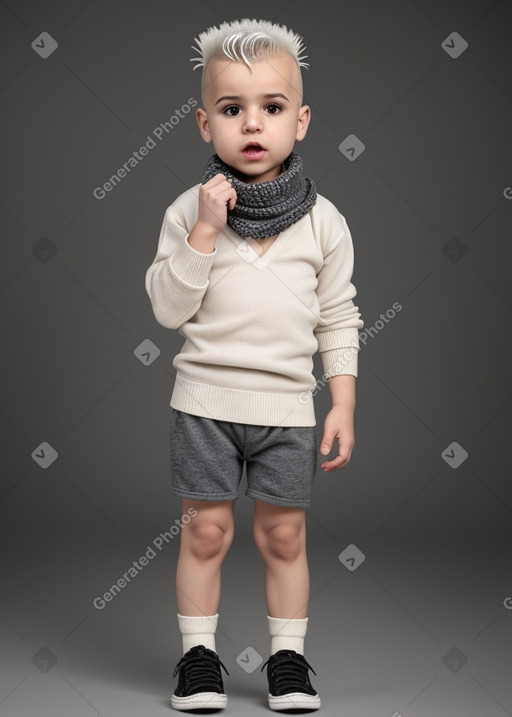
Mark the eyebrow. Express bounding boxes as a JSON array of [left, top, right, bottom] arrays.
[[214, 93, 290, 106]]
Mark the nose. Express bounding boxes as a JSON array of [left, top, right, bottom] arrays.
[[243, 105, 263, 132]]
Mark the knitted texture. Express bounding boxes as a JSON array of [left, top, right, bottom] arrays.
[[201, 151, 317, 239]]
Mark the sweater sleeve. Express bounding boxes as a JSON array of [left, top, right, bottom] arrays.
[[145, 192, 218, 329], [314, 212, 364, 378]]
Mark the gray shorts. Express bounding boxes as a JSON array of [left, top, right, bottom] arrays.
[[169, 408, 318, 508]]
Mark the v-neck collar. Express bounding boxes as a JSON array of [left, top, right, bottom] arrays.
[[224, 223, 294, 266]]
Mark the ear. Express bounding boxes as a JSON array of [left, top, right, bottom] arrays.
[[295, 105, 311, 142], [196, 107, 212, 143]]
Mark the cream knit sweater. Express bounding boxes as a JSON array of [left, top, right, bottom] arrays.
[[145, 184, 364, 427]]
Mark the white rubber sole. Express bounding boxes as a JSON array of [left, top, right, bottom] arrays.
[[268, 692, 321, 710], [171, 691, 227, 710]]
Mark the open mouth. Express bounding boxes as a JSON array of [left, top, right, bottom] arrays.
[[242, 143, 267, 158]]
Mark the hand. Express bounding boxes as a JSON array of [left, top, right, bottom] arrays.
[[197, 173, 237, 235], [319, 405, 355, 472]]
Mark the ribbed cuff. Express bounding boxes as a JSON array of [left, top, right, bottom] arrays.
[[267, 615, 308, 655], [315, 327, 360, 353], [178, 613, 219, 653], [319, 346, 359, 378], [169, 235, 217, 287], [178, 613, 218, 633]]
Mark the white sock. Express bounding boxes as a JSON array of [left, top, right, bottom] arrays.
[[177, 613, 219, 654], [267, 615, 308, 655]]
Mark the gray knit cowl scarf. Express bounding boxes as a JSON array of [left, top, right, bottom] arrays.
[[201, 151, 317, 239]]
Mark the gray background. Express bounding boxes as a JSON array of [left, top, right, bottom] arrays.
[[1, 0, 512, 715]]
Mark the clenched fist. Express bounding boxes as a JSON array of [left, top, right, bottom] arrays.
[[197, 174, 237, 235]]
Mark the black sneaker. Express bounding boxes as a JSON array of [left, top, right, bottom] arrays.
[[261, 649, 321, 711], [171, 644, 229, 711]]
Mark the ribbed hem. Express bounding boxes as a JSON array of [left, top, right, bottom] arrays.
[[170, 377, 316, 427], [169, 235, 217, 287], [268, 616, 308, 656]]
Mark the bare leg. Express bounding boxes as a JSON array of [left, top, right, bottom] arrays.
[[253, 500, 309, 618], [176, 498, 235, 616]]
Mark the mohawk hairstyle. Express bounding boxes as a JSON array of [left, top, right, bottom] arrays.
[[190, 17, 310, 72]]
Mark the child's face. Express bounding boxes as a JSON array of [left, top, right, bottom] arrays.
[[196, 52, 311, 183]]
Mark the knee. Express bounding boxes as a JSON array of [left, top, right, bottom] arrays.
[[187, 521, 232, 561], [256, 522, 304, 562]]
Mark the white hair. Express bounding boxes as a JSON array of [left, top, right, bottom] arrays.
[[190, 17, 310, 72]]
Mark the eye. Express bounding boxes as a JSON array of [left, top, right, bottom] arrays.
[[223, 106, 241, 116], [265, 103, 282, 114]]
